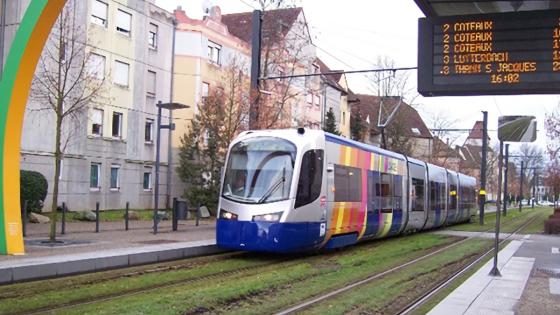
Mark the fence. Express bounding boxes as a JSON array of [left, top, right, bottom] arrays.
[[20, 199, 208, 237]]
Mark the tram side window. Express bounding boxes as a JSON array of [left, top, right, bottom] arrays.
[[295, 150, 324, 208], [430, 181, 437, 210], [379, 173, 392, 211], [439, 182, 446, 209], [412, 178, 424, 211], [334, 165, 361, 202]]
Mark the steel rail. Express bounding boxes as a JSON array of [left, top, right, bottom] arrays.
[[16, 254, 299, 315], [275, 211, 539, 315], [396, 212, 540, 315]]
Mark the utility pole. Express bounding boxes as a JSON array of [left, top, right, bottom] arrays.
[[249, 10, 262, 130], [479, 111, 488, 225], [0, 0, 6, 80], [489, 141, 503, 277], [503, 144, 509, 216], [532, 168, 537, 208], [519, 160, 524, 212]]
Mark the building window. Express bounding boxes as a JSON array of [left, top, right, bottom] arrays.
[[306, 93, 313, 105], [116, 9, 132, 36], [87, 53, 105, 79], [143, 170, 152, 190], [411, 127, 421, 135], [148, 23, 158, 49], [147, 70, 156, 96], [314, 95, 321, 107], [112, 112, 123, 138], [145, 119, 153, 142], [208, 41, 221, 65], [91, 0, 108, 27], [90, 163, 101, 189], [114, 60, 129, 87], [110, 165, 120, 190], [342, 111, 346, 125], [91, 108, 103, 136], [202, 82, 209, 103]]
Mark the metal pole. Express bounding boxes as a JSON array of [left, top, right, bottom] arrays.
[[154, 102, 163, 234], [249, 10, 262, 129], [95, 202, 100, 233], [519, 161, 524, 212], [532, 168, 536, 209], [479, 111, 488, 225], [172, 197, 178, 231], [166, 17, 177, 210], [196, 203, 200, 227], [21, 200, 27, 237], [0, 0, 6, 80], [489, 141, 503, 277], [125, 201, 129, 231], [61, 202, 66, 235], [503, 144, 509, 216]]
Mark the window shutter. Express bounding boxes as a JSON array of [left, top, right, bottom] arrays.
[[91, 0, 107, 19]]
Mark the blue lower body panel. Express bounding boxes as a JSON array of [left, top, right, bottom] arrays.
[[216, 219, 325, 253], [324, 233, 358, 249]]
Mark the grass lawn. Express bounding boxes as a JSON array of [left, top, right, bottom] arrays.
[[0, 233, 463, 315], [448, 206, 547, 233]]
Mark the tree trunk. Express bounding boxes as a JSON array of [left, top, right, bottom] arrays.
[[49, 113, 62, 242]]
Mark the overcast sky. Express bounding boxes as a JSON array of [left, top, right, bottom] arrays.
[[155, 0, 559, 157]]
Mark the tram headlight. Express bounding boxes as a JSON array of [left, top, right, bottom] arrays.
[[219, 209, 238, 221], [252, 212, 282, 222]]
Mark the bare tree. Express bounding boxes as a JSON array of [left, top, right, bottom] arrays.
[[177, 60, 249, 210], [428, 111, 460, 167], [545, 103, 560, 159], [252, 0, 316, 129], [367, 56, 417, 103], [30, 1, 105, 241]]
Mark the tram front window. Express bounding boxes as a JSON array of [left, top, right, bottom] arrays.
[[222, 137, 296, 204]]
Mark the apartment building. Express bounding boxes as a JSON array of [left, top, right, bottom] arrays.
[[13, 0, 174, 211]]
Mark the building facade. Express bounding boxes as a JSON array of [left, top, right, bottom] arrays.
[[15, 0, 174, 211]]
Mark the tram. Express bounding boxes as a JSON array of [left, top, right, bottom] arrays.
[[216, 128, 477, 253]]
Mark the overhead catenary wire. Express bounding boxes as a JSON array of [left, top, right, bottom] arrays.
[[260, 66, 417, 81]]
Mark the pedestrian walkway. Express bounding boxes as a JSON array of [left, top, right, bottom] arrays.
[[0, 219, 221, 284], [428, 234, 560, 315]]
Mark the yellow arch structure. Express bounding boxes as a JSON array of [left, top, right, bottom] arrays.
[[0, 0, 67, 254]]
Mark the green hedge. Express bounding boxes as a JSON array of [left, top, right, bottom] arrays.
[[20, 170, 48, 213]]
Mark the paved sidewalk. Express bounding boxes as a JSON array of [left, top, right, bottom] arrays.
[[0, 219, 222, 284], [428, 234, 560, 315]]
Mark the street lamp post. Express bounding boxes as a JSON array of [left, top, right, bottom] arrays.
[[153, 101, 189, 234]]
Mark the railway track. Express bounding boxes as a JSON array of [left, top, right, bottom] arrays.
[[395, 212, 539, 315], [12, 253, 301, 315], [274, 211, 540, 315]]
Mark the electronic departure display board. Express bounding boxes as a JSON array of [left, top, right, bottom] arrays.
[[418, 10, 560, 96]]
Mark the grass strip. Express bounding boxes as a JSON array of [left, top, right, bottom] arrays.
[[42, 234, 461, 315], [300, 238, 492, 315]]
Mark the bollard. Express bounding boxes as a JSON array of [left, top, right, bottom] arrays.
[[61, 202, 66, 235], [95, 202, 100, 233], [125, 202, 129, 231], [196, 203, 200, 227], [21, 200, 27, 237], [172, 197, 178, 231]]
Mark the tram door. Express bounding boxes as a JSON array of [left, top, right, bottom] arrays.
[[407, 162, 427, 231]]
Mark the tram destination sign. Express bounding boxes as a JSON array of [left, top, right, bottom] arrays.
[[418, 10, 560, 96]]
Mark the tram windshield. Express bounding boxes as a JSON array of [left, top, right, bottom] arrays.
[[222, 137, 296, 204]]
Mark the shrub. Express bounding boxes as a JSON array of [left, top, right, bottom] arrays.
[[20, 170, 48, 213]]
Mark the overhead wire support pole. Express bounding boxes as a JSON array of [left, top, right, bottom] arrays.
[[479, 111, 488, 226], [249, 9, 262, 130], [489, 141, 504, 277], [503, 144, 509, 216], [519, 160, 524, 212]]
